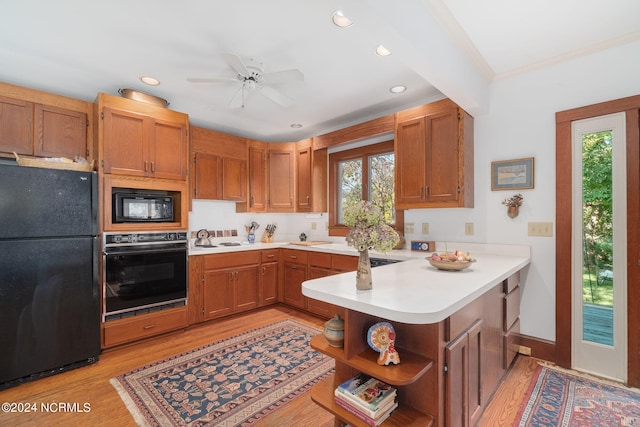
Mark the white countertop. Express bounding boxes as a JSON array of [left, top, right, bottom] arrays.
[[189, 240, 530, 325], [301, 247, 530, 325]]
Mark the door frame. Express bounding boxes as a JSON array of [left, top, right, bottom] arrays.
[[556, 94, 640, 386]]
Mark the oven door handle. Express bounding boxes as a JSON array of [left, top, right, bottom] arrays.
[[104, 246, 187, 256]]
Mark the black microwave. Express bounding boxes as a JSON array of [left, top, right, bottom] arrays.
[[113, 192, 174, 223]]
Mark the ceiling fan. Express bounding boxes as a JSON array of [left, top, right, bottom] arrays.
[[187, 53, 304, 109]]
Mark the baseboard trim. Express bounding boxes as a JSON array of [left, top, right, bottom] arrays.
[[516, 333, 556, 362]]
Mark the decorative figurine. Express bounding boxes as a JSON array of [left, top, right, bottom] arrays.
[[367, 322, 400, 365]]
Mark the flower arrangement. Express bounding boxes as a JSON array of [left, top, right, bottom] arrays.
[[344, 201, 400, 253], [502, 193, 524, 208]]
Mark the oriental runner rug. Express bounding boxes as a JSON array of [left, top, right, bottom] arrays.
[[111, 319, 334, 427], [517, 363, 640, 426]]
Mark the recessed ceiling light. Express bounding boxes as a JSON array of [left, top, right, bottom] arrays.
[[390, 85, 407, 94], [331, 11, 353, 28], [140, 76, 160, 86], [375, 45, 392, 56], [290, 123, 303, 129]]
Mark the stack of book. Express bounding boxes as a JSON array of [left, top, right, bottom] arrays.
[[334, 373, 398, 426]]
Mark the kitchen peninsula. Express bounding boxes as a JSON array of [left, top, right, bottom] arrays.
[[301, 245, 530, 427]]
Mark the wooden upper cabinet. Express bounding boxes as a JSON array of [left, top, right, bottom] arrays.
[[268, 142, 295, 212], [151, 118, 188, 180], [247, 139, 268, 212], [395, 98, 474, 209], [97, 92, 188, 180], [0, 95, 33, 156], [35, 104, 87, 159], [221, 156, 246, 201], [0, 83, 93, 161], [101, 107, 147, 177], [296, 139, 312, 212], [193, 152, 221, 200], [190, 126, 247, 202]]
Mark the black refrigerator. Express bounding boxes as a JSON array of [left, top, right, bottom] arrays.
[[0, 161, 100, 389]]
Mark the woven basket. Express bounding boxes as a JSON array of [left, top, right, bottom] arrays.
[[14, 152, 94, 172]]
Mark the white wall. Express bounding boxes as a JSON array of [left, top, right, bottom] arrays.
[[190, 38, 640, 342]]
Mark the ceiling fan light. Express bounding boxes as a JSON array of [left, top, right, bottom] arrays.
[[331, 11, 353, 28], [390, 85, 407, 94], [375, 45, 392, 56], [140, 76, 160, 86]]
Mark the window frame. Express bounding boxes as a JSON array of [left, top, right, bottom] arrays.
[[328, 140, 403, 237]]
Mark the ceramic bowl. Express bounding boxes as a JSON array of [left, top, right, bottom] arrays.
[[427, 258, 473, 271]]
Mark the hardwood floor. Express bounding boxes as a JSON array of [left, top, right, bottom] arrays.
[[0, 305, 540, 426]]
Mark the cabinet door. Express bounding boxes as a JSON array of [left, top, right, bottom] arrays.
[[296, 145, 312, 212], [151, 118, 187, 180], [445, 331, 468, 427], [283, 262, 307, 309], [102, 107, 148, 176], [268, 148, 294, 211], [34, 104, 87, 159], [203, 268, 234, 319], [307, 267, 336, 318], [396, 117, 427, 206], [193, 152, 221, 200], [260, 262, 278, 306], [222, 157, 247, 201], [234, 264, 260, 312], [0, 95, 33, 156], [248, 143, 268, 211], [445, 319, 483, 427], [426, 109, 460, 203]]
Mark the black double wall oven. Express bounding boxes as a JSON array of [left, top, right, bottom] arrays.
[[103, 231, 188, 321]]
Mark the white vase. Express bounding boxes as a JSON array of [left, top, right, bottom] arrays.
[[356, 249, 372, 290]]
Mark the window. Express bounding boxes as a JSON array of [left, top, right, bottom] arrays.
[[328, 140, 403, 236]]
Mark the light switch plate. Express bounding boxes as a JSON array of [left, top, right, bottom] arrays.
[[528, 222, 553, 237]]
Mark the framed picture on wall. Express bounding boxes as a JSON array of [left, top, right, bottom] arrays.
[[491, 157, 534, 190]]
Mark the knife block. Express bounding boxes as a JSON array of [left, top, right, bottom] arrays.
[[261, 229, 274, 243]]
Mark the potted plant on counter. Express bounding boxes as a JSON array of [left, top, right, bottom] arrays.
[[344, 201, 399, 290]]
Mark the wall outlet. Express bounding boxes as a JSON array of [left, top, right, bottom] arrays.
[[405, 222, 414, 234], [422, 223, 429, 234], [465, 222, 474, 236], [528, 222, 553, 237], [311, 222, 317, 230]]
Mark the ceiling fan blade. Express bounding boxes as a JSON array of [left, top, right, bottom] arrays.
[[222, 52, 249, 76], [228, 86, 245, 109], [260, 85, 294, 108], [187, 77, 238, 83], [263, 69, 304, 85]]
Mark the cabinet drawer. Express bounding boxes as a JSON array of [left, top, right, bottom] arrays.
[[503, 318, 520, 369], [281, 248, 308, 264], [204, 251, 261, 269], [503, 271, 520, 294], [503, 286, 520, 332], [103, 307, 188, 348], [332, 254, 358, 272], [308, 252, 331, 268], [261, 249, 280, 263]]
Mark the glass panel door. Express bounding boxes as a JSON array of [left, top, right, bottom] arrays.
[[572, 112, 627, 381]]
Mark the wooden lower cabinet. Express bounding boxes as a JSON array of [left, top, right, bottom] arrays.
[[282, 261, 308, 309], [102, 306, 188, 348], [186, 251, 261, 324], [260, 249, 279, 306], [307, 267, 335, 317], [310, 276, 522, 427], [201, 252, 260, 320], [445, 319, 483, 427]]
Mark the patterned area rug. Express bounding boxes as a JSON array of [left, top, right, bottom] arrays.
[[517, 364, 640, 426], [111, 319, 334, 426]]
